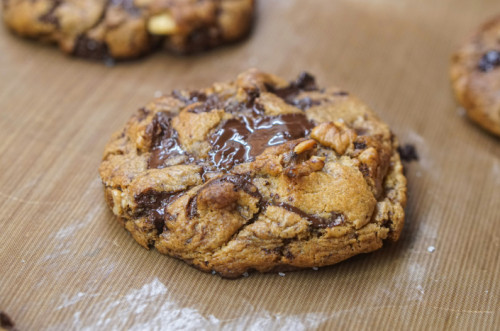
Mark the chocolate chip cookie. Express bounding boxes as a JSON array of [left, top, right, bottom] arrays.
[[451, 15, 500, 136], [99, 69, 407, 278], [2, 0, 254, 60]]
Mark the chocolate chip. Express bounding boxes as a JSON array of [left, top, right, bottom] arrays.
[[180, 26, 221, 53], [354, 141, 367, 150], [39, 0, 62, 27], [266, 72, 318, 106], [275, 202, 345, 229], [135, 190, 184, 234], [291, 97, 320, 111], [478, 50, 500, 72], [397, 144, 419, 162], [73, 36, 110, 60], [188, 94, 223, 113], [293, 72, 318, 91], [147, 112, 187, 169], [187, 195, 199, 219]]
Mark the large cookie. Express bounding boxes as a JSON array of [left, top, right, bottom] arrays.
[[99, 69, 407, 278], [451, 15, 500, 136], [2, 0, 254, 60]]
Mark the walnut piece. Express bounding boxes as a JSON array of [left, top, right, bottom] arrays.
[[311, 121, 357, 155], [147, 12, 178, 35], [293, 139, 317, 154]]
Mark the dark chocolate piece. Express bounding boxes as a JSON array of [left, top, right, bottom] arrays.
[[354, 141, 367, 150], [177, 26, 221, 53], [73, 36, 110, 60], [291, 97, 320, 111], [135, 190, 184, 233], [148, 112, 187, 169], [188, 94, 223, 114], [39, 0, 62, 26], [208, 111, 314, 170], [266, 72, 318, 106], [276, 203, 345, 229]]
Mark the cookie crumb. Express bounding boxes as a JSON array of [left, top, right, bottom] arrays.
[[427, 246, 435, 253], [398, 144, 419, 162], [278, 272, 286, 277], [0, 311, 16, 331]]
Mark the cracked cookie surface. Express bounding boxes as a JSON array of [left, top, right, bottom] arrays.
[[2, 0, 254, 60], [451, 15, 500, 136], [99, 69, 407, 278]]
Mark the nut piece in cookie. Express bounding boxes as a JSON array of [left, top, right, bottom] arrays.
[[450, 15, 500, 136], [99, 69, 407, 277]]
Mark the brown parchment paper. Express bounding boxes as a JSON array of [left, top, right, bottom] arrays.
[[0, 0, 499, 329]]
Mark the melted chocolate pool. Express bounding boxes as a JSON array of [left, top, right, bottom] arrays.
[[208, 109, 314, 170]]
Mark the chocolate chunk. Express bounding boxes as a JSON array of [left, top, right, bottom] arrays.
[[397, 144, 419, 162], [188, 94, 223, 113], [244, 88, 261, 107], [293, 72, 318, 91], [179, 26, 221, 53], [354, 141, 367, 150], [216, 175, 262, 199], [187, 195, 199, 219], [208, 111, 314, 170], [291, 97, 320, 111], [73, 36, 110, 60], [478, 50, 500, 72], [135, 190, 184, 233], [276, 203, 345, 228], [266, 72, 318, 106], [39, 0, 62, 27], [148, 112, 187, 169]]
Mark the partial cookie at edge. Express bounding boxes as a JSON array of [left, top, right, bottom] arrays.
[[2, 0, 255, 60], [450, 15, 500, 136]]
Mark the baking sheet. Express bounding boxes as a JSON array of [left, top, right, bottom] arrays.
[[0, 0, 499, 329]]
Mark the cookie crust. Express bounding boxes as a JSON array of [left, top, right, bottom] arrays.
[[99, 69, 407, 277], [451, 15, 500, 136], [2, 0, 255, 60]]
